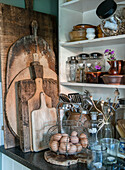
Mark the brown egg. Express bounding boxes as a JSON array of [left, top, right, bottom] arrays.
[[80, 138, 88, 148], [62, 133, 69, 137], [59, 147, 66, 154], [71, 136, 79, 144], [79, 133, 87, 139], [50, 141, 59, 152], [76, 143, 82, 152], [68, 144, 77, 154], [49, 136, 54, 145], [60, 136, 69, 143], [60, 142, 70, 151], [53, 133, 62, 141], [71, 131, 77, 136]]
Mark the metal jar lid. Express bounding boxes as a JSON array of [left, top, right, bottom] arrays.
[[96, 0, 117, 19], [77, 53, 89, 60]]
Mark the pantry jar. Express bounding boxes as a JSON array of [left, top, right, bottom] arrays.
[[75, 53, 89, 83], [88, 52, 105, 72], [96, 0, 125, 36], [68, 56, 78, 82]]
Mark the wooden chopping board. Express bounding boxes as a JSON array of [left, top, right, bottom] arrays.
[[31, 92, 57, 152], [28, 78, 52, 151]]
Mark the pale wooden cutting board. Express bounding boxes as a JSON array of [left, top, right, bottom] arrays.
[[31, 92, 57, 152], [28, 78, 52, 151]]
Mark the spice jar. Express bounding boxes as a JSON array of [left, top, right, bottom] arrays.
[[115, 98, 125, 139], [96, 0, 125, 36]]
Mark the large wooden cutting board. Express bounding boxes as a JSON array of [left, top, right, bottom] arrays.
[[32, 93, 57, 152]]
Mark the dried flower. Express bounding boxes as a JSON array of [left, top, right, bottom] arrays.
[[104, 49, 116, 61]]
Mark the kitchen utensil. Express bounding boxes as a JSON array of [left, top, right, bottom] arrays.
[[28, 78, 52, 151], [32, 92, 57, 152]]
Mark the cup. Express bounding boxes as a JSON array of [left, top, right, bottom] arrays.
[[101, 138, 119, 165], [87, 144, 106, 170]]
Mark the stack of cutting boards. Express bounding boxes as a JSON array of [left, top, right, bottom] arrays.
[[18, 77, 57, 152]]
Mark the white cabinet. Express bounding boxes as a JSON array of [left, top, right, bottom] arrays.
[[59, 0, 125, 100]]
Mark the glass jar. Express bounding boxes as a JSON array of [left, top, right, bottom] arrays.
[[96, 0, 125, 36], [88, 52, 105, 72], [75, 53, 89, 82], [97, 121, 114, 140], [69, 56, 78, 82], [115, 98, 125, 139]]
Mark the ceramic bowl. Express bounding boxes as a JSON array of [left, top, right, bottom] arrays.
[[102, 75, 125, 85]]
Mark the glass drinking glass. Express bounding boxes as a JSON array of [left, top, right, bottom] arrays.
[[101, 138, 119, 165], [87, 144, 106, 170]]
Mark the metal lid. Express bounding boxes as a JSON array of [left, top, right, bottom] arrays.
[[90, 52, 103, 59], [96, 0, 117, 19], [69, 56, 78, 64], [119, 98, 125, 105], [77, 53, 89, 60]]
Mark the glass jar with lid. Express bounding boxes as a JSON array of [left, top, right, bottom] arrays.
[[115, 98, 125, 139], [88, 52, 105, 72], [96, 0, 125, 36], [69, 56, 78, 82], [75, 53, 89, 82]]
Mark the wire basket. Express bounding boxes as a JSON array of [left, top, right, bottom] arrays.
[[47, 120, 89, 155]]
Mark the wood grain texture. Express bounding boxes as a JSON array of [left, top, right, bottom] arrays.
[[28, 78, 52, 151], [44, 151, 88, 166], [0, 3, 58, 149], [32, 93, 57, 152], [18, 79, 36, 152]]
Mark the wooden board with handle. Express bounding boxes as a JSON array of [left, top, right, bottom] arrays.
[[31, 92, 57, 152], [28, 78, 52, 151]]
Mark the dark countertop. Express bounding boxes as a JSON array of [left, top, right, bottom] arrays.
[[0, 145, 87, 170]]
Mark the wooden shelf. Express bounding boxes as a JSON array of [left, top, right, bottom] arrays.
[[60, 34, 125, 48], [60, 0, 125, 13], [60, 82, 125, 89]]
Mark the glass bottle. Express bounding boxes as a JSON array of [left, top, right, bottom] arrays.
[[115, 98, 125, 139], [69, 56, 78, 82], [88, 112, 98, 148], [98, 121, 114, 140]]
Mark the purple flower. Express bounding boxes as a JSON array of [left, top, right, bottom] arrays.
[[111, 57, 115, 60], [95, 65, 102, 70], [110, 51, 115, 55], [104, 49, 109, 53]]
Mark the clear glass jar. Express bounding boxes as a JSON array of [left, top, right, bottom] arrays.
[[69, 56, 78, 82], [98, 121, 114, 140], [87, 52, 105, 72], [115, 98, 125, 139], [76, 53, 89, 82], [96, 0, 125, 36]]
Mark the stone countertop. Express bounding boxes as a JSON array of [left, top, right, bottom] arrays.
[[0, 146, 87, 170]]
